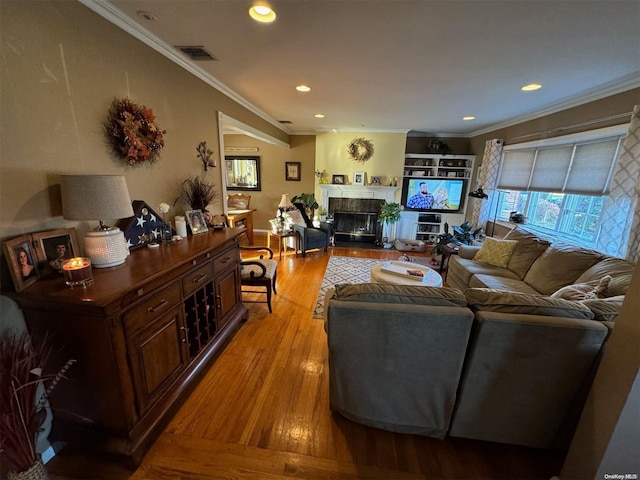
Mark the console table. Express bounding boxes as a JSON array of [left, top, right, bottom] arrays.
[[5, 229, 248, 466], [227, 209, 255, 244]]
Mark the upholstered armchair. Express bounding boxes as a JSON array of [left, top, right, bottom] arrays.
[[291, 203, 332, 257]]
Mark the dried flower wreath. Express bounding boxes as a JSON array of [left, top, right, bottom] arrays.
[[347, 137, 374, 163], [105, 98, 166, 166]]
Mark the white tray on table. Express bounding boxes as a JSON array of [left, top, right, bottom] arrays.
[[380, 261, 436, 282]]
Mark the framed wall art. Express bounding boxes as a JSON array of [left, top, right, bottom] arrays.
[[332, 174, 345, 185], [186, 209, 209, 235], [32, 228, 80, 273], [353, 171, 365, 186], [285, 162, 301, 181], [3, 234, 41, 292]]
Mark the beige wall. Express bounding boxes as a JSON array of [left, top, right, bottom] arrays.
[[0, 1, 289, 250], [314, 131, 408, 203], [223, 135, 316, 229]]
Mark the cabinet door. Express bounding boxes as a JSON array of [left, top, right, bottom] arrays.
[[215, 266, 240, 330], [397, 211, 418, 240], [127, 307, 187, 414]]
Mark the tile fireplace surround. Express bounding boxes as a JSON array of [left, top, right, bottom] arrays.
[[318, 185, 399, 212]]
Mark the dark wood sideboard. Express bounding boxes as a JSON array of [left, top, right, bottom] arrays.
[[5, 229, 248, 466]]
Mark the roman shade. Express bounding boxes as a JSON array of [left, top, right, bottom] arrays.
[[498, 136, 624, 195]]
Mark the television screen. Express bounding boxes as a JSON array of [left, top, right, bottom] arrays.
[[401, 178, 467, 212]]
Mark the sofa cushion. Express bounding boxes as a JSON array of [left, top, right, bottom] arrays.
[[465, 288, 595, 320], [333, 283, 467, 307], [447, 256, 520, 291], [574, 256, 634, 297], [469, 274, 541, 295], [524, 244, 603, 295], [580, 295, 625, 322], [551, 275, 611, 301], [473, 237, 518, 268], [503, 227, 551, 279]]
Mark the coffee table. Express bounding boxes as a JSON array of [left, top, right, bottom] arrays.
[[370, 260, 443, 287]]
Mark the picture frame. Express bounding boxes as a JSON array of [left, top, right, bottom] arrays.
[[285, 161, 301, 181], [186, 209, 209, 235], [370, 176, 382, 186], [3, 234, 41, 292], [353, 171, 365, 186], [32, 228, 80, 274], [332, 174, 345, 185]]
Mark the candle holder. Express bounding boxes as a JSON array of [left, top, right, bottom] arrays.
[[62, 257, 93, 287]]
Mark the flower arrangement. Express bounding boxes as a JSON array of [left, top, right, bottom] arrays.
[[105, 98, 166, 166], [0, 331, 75, 476], [177, 176, 218, 216]]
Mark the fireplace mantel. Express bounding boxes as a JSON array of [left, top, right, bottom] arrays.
[[318, 185, 399, 211]]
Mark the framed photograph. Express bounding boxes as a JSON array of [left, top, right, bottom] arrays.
[[370, 176, 382, 186], [353, 171, 365, 186], [332, 174, 345, 185], [285, 162, 301, 181], [186, 209, 209, 235], [32, 228, 80, 273], [3, 234, 41, 292]]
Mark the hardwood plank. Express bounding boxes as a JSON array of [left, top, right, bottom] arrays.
[[46, 235, 565, 479]]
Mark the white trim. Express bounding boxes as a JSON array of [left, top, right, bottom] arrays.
[[503, 124, 629, 151], [218, 113, 290, 149], [79, 0, 291, 136]]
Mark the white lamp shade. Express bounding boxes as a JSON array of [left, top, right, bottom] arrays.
[[61, 174, 134, 222]]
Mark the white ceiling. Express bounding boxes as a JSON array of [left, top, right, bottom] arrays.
[[97, 0, 639, 136]]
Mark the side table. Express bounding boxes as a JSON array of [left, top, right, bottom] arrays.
[[439, 244, 459, 282], [267, 230, 299, 260]]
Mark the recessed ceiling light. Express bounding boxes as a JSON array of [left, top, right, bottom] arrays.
[[463, 116, 476, 121], [296, 85, 311, 92], [136, 10, 158, 22], [521, 83, 542, 91], [314, 114, 325, 118], [249, 3, 276, 23]]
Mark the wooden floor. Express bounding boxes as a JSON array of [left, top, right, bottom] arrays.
[[47, 233, 565, 479]]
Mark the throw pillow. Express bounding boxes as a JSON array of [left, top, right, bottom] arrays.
[[472, 237, 518, 268], [503, 227, 550, 279], [465, 288, 595, 320], [286, 209, 307, 227], [551, 275, 612, 301]]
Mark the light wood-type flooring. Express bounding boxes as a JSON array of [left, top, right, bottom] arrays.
[[48, 233, 565, 479]]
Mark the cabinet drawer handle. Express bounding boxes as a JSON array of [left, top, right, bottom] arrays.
[[193, 273, 208, 283], [219, 256, 232, 264], [147, 299, 168, 313]]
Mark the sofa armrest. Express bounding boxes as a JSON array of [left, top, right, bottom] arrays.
[[458, 244, 481, 259]]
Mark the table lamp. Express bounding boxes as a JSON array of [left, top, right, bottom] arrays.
[[61, 174, 134, 268], [278, 194, 294, 212]]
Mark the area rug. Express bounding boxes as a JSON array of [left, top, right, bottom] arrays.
[[312, 256, 381, 319]]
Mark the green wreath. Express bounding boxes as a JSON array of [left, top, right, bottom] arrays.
[[347, 137, 374, 163]]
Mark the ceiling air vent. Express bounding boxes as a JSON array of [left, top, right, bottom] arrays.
[[175, 45, 218, 61], [279, 120, 293, 124]]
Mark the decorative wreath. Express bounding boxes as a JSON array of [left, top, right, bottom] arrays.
[[347, 137, 374, 163], [105, 98, 166, 166]]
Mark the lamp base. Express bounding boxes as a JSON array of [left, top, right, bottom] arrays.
[[85, 227, 129, 268]]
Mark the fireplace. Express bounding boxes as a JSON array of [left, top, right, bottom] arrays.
[[319, 185, 400, 244]]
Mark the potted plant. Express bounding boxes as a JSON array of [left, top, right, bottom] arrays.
[[177, 176, 218, 224], [291, 193, 319, 218], [433, 221, 483, 255], [0, 331, 75, 480], [377, 202, 402, 248]]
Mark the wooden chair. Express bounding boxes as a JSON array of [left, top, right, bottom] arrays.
[[239, 246, 277, 313], [227, 194, 251, 210]]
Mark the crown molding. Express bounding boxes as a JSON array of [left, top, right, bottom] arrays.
[[469, 74, 640, 138], [79, 0, 292, 136]]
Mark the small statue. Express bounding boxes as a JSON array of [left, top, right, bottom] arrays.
[[196, 141, 215, 170]]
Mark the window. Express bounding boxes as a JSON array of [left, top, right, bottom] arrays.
[[494, 125, 626, 248]]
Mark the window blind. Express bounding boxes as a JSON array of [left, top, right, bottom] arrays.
[[498, 136, 623, 195]]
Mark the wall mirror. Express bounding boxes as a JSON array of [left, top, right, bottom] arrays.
[[225, 156, 261, 191]]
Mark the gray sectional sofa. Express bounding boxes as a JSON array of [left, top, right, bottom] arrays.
[[324, 226, 635, 449]]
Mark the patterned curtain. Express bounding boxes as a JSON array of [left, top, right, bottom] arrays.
[[472, 139, 503, 232], [597, 106, 640, 262]]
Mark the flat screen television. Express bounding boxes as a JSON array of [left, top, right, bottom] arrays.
[[401, 178, 468, 213]]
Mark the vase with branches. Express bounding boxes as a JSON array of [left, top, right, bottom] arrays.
[[0, 331, 75, 479], [177, 176, 219, 224]]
